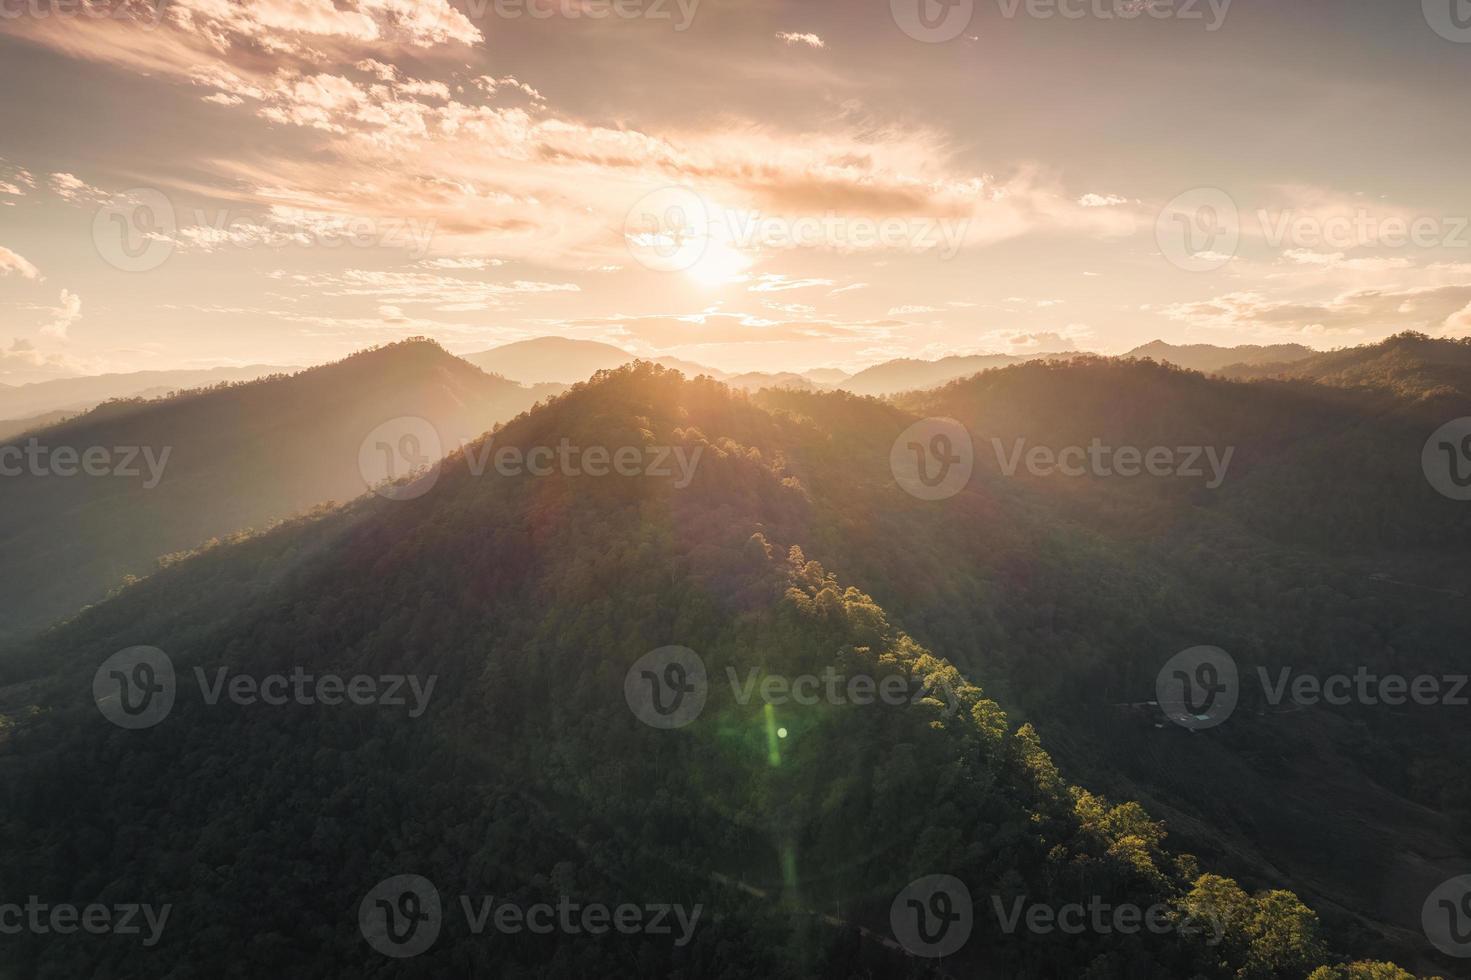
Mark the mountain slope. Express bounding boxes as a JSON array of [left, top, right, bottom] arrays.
[[758, 359, 1471, 974], [0, 339, 548, 640], [0, 364, 1421, 978], [1218, 332, 1471, 400]]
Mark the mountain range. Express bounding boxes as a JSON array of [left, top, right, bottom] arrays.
[[2, 334, 1468, 976], [0, 340, 554, 640]]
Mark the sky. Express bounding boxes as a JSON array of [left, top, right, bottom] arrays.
[[2, 0, 1471, 383]]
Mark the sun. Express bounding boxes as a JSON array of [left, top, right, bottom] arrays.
[[684, 235, 752, 287]]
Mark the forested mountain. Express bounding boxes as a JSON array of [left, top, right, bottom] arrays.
[[1219, 333, 1471, 400], [0, 340, 552, 641], [0, 360, 1453, 977], [1124, 341, 1316, 374]]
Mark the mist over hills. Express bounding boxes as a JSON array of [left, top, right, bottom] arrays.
[[0, 340, 552, 641], [463, 336, 846, 391], [0, 364, 294, 421]]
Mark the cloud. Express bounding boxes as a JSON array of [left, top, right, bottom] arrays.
[[1077, 193, 1128, 207], [555, 311, 884, 349], [416, 257, 505, 270], [0, 159, 36, 202], [1278, 249, 1413, 273], [0, 338, 92, 381], [887, 304, 943, 315], [1158, 283, 1471, 339], [49, 172, 111, 205], [6, 12, 1145, 271], [0, 245, 41, 280], [268, 268, 578, 311], [776, 32, 824, 48], [748, 274, 834, 292], [41, 289, 83, 339]]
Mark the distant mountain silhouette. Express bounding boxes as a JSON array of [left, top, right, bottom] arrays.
[[0, 364, 293, 419], [1124, 340, 1315, 374], [0, 339, 547, 639], [837, 351, 1073, 396], [462, 336, 637, 383], [0, 408, 75, 441]]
